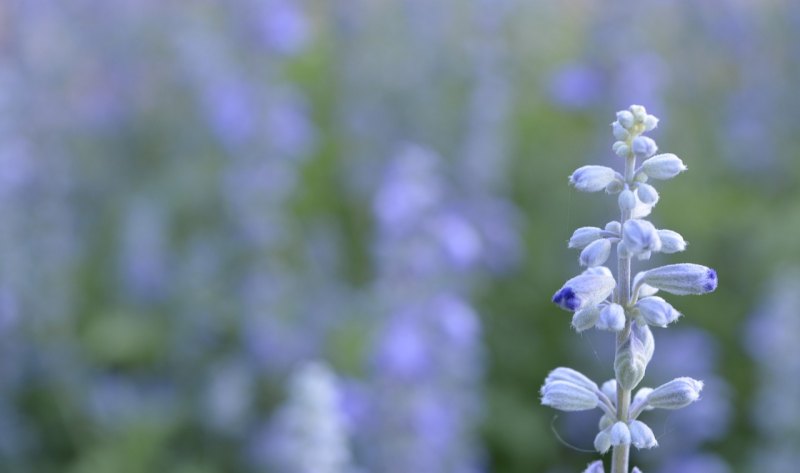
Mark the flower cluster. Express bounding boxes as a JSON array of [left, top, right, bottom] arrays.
[[542, 105, 718, 473]]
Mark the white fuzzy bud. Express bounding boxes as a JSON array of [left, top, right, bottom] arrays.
[[572, 306, 600, 332], [657, 229, 687, 253], [604, 221, 621, 234], [597, 303, 626, 331], [570, 165, 618, 192], [569, 227, 603, 249], [615, 324, 653, 390], [616, 110, 635, 129], [622, 219, 662, 256], [610, 421, 631, 446], [629, 420, 658, 449], [640, 153, 687, 180], [594, 427, 612, 454], [618, 189, 636, 211], [631, 136, 658, 158], [612, 121, 630, 140], [634, 296, 681, 327], [613, 141, 630, 158], [636, 183, 659, 205], [646, 377, 703, 410], [601, 379, 617, 401], [629, 105, 647, 122], [545, 367, 599, 393], [540, 380, 599, 411], [553, 267, 616, 312], [637, 263, 718, 295], [643, 114, 659, 131], [580, 239, 612, 267], [583, 460, 605, 473]]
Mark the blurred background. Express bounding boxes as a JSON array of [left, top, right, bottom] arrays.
[[0, 1, 799, 472]]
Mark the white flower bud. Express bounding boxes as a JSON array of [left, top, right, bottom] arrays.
[[583, 460, 605, 473], [553, 268, 616, 312], [643, 114, 659, 131], [615, 324, 653, 390], [646, 377, 703, 410], [613, 141, 630, 158], [640, 153, 687, 180], [616, 110, 635, 129], [601, 379, 617, 401], [569, 226, 603, 249], [618, 189, 636, 211], [597, 303, 626, 331], [610, 421, 631, 446], [629, 420, 658, 449], [572, 306, 600, 332], [622, 219, 662, 256], [598, 414, 614, 431], [570, 165, 618, 192], [580, 239, 612, 267], [631, 136, 658, 158], [636, 183, 659, 205], [657, 229, 687, 253], [540, 380, 599, 411], [604, 221, 621, 234], [629, 105, 647, 123], [545, 367, 599, 393], [585, 461, 606, 473], [637, 263, 718, 295], [634, 296, 681, 327], [612, 121, 630, 140], [594, 427, 612, 454]]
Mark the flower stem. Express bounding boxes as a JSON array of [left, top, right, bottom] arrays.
[[611, 154, 636, 473]]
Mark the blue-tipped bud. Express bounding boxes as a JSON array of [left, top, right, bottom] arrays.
[[612, 121, 630, 140], [631, 136, 658, 158], [613, 141, 630, 158], [657, 229, 687, 253], [580, 239, 612, 267], [570, 166, 618, 192], [553, 268, 616, 312], [572, 306, 600, 332], [637, 263, 718, 295], [615, 324, 653, 390], [583, 460, 605, 473], [629, 420, 658, 449], [622, 219, 662, 257], [646, 377, 703, 410], [610, 421, 631, 446], [617, 110, 635, 129], [594, 427, 612, 454], [640, 153, 687, 180], [597, 303, 626, 331], [545, 367, 599, 393], [540, 380, 599, 411], [643, 114, 659, 131], [569, 226, 603, 249], [618, 189, 636, 211], [635, 296, 681, 327], [636, 183, 659, 205]]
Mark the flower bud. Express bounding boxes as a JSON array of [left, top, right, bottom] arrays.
[[604, 220, 621, 234], [657, 229, 687, 253], [615, 324, 653, 390], [636, 183, 659, 205], [612, 141, 630, 158], [540, 380, 599, 411], [570, 165, 617, 192], [610, 421, 631, 446], [618, 189, 636, 211], [545, 367, 599, 393], [634, 296, 681, 327], [583, 460, 605, 473], [630, 193, 654, 219], [568, 226, 603, 249], [612, 121, 630, 140], [637, 263, 717, 295], [580, 239, 612, 267], [601, 379, 617, 400], [629, 420, 658, 449], [646, 377, 703, 410], [597, 303, 626, 331], [643, 114, 659, 131], [594, 427, 612, 454], [622, 219, 662, 256], [631, 136, 658, 158], [617, 110, 635, 129], [629, 105, 647, 122], [572, 306, 600, 332], [553, 268, 616, 311], [640, 153, 687, 180]]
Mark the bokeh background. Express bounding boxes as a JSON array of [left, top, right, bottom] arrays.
[[1, 1, 799, 472]]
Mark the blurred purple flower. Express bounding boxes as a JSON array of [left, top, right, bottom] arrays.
[[546, 62, 604, 110]]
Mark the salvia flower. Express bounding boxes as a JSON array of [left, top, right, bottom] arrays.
[[610, 421, 631, 447], [639, 153, 687, 180], [645, 377, 704, 410], [595, 427, 612, 454], [569, 226, 604, 249], [615, 324, 654, 390], [636, 183, 659, 205], [636, 263, 718, 295], [572, 305, 601, 332], [597, 303, 626, 331], [622, 219, 661, 259], [634, 296, 681, 327], [552, 267, 616, 312], [570, 165, 619, 192], [544, 367, 599, 392], [540, 380, 599, 412], [629, 420, 658, 449], [657, 229, 687, 253], [631, 136, 658, 158], [580, 238, 612, 267]]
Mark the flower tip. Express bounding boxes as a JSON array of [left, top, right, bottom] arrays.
[[552, 287, 578, 311]]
